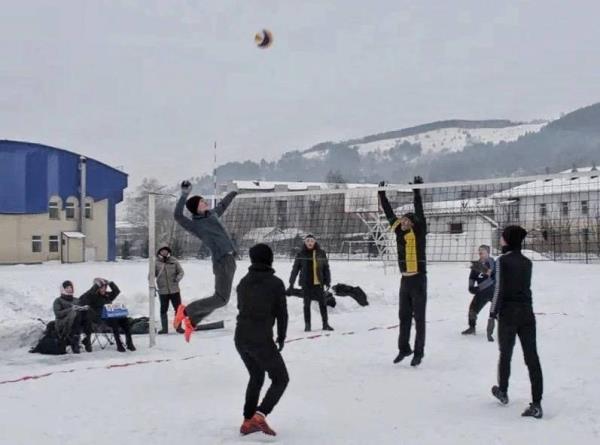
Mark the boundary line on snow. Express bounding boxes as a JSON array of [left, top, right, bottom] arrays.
[[0, 313, 565, 386]]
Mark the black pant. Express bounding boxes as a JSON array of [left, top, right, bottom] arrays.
[[106, 317, 132, 346], [468, 287, 494, 328], [303, 285, 328, 327], [159, 292, 182, 315], [498, 303, 543, 403], [72, 311, 92, 339], [398, 274, 427, 357], [236, 341, 289, 419]]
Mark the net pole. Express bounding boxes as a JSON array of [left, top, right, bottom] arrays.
[[148, 193, 157, 348]]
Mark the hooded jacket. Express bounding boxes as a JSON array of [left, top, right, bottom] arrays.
[[155, 253, 184, 295], [53, 294, 79, 339], [174, 191, 238, 264], [235, 263, 288, 345], [289, 244, 331, 288]]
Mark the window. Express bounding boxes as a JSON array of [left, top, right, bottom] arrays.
[[65, 202, 76, 219], [449, 222, 463, 234], [32, 236, 42, 253], [539, 203, 547, 217], [49, 201, 59, 219], [49, 235, 59, 253], [85, 202, 93, 219], [561, 202, 569, 217], [581, 201, 589, 215]]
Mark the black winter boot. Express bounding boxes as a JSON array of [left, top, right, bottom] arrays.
[[126, 335, 136, 352], [71, 336, 81, 354], [462, 326, 476, 335], [82, 336, 93, 352], [158, 313, 168, 335], [115, 335, 126, 352], [393, 349, 413, 364]]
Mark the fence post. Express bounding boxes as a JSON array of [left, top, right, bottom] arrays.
[[148, 193, 156, 348]]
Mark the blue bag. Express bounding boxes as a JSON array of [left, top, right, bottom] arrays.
[[101, 303, 129, 319]]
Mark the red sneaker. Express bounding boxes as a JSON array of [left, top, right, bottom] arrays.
[[174, 304, 186, 330], [248, 412, 276, 436], [183, 317, 195, 343], [240, 418, 260, 436]]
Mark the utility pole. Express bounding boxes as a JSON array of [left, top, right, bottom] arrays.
[[213, 141, 218, 208]]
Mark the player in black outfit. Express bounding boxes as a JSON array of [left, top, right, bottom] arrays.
[[235, 243, 289, 437], [487, 225, 544, 419], [379, 176, 427, 367], [461, 245, 496, 338]]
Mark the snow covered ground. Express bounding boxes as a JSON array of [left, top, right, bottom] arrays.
[[0, 259, 599, 444]]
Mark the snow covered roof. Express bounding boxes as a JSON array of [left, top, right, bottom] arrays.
[[491, 168, 600, 198], [229, 180, 380, 192], [396, 198, 494, 215], [62, 231, 86, 238]]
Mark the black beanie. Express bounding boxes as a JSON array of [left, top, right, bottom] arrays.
[[157, 246, 172, 257], [502, 225, 527, 249], [62, 280, 73, 289], [185, 196, 203, 215], [249, 243, 274, 266]]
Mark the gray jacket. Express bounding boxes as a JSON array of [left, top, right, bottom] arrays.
[[53, 295, 79, 339], [174, 191, 238, 264], [155, 256, 184, 295]]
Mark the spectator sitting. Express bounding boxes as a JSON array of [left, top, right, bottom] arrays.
[[53, 280, 92, 353], [79, 278, 136, 352]]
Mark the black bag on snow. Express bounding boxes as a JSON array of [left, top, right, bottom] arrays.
[[332, 284, 369, 306], [286, 287, 337, 308], [30, 321, 67, 355], [129, 316, 150, 335]]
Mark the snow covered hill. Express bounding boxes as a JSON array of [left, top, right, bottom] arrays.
[[0, 259, 599, 444], [301, 121, 547, 161]]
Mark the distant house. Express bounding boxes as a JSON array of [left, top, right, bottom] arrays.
[[396, 198, 498, 261], [491, 167, 600, 255], [0, 141, 128, 264]]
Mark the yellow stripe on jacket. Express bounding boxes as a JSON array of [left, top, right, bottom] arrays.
[[404, 229, 418, 273], [313, 250, 321, 285]]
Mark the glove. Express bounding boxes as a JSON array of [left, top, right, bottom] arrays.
[[486, 318, 495, 342], [181, 180, 192, 195], [468, 286, 477, 295], [277, 339, 285, 352], [413, 176, 424, 184]]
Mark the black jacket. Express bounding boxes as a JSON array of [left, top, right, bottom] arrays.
[[235, 264, 288, 344], [469, 258, 496, 293], [289, 244, 331, 288], [79, 282, 121, 324], [379, 188, 427, 274], [489, 249, 532, 319]]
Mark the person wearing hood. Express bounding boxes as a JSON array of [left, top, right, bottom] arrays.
[[155, 246, 185, 334], [79, 278, 136, 353], [53, 280, 92, 353], [235, 243, 289, 437], [462, 245, 496, 337], [173, 180, 238, 341], [288, 234, 333, 332], [378, 176, 428, 367], [488, 225, 544, 419]]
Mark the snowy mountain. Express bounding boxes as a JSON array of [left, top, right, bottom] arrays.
[[302, 120, 548, 161]]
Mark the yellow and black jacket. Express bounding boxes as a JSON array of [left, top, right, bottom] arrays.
[[378, 189, 427, 274], [289, 244, 331, 288]]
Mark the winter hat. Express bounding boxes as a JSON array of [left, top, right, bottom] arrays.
[[402, 212, 417, 224], [157, 246, 172, 257], [249, 243, 274, 266], [502, 225, 527, 249], [185, 195, 203, 215], [303, 233, 316, 241], [61, 280, 74, 295]]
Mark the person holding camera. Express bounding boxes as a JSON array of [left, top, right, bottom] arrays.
[[461, 245, 496, 337], [53, 280, 92, 353]]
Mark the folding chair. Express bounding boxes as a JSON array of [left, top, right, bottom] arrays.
[[90, 322, 115, 350]]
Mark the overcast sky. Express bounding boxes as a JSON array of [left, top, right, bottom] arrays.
[[1, 0, 600, 186]]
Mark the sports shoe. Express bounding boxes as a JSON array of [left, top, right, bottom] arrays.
[[322, 324, 334, 331], [393, 349, 413, 364], [492, 385, 509, 405], [183, 317, 195, 343], [174, 304, 187, 330], [248, 412, 276, 436], [461, 326, 476, 335], [410, 355, 423, 367], [521, 403, 543, 419], [240, 418, 260, 436]]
